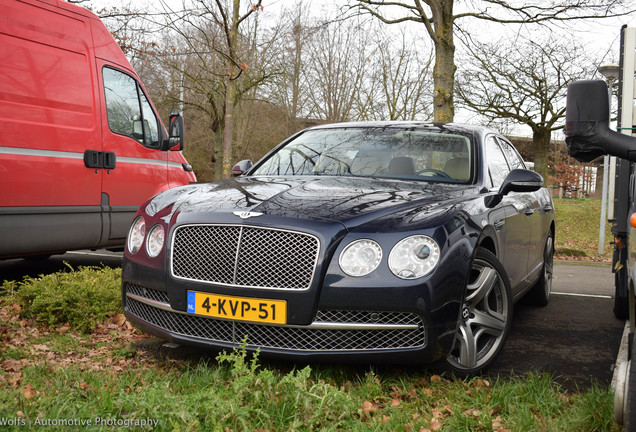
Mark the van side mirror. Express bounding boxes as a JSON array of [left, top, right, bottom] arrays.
[[565, 80, 636, 162], [168, 110, 185, 151]]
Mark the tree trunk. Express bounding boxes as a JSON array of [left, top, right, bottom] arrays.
[[222, 68, 234, 179], [222, 0, 241, 179], [532, 127, 551, 182], [432, 1, 455, 123]]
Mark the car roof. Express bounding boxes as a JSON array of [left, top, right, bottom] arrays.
[[304, 121, 496, 139]]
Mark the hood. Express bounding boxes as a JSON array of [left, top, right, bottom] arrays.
[[145, 176, 478, 229]]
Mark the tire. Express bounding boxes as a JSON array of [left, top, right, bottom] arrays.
[[614, 265, 629, 320], [445, 247, 513, 376], [529, 233, 553, 307]]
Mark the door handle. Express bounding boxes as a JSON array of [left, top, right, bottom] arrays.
[[84, 150, 116, 169], [84, 149, 102, 168], [104, 151, 116, 169], [524, 208, 535, 216]]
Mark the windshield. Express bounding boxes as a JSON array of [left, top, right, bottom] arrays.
[[252, 127, 474, 183]]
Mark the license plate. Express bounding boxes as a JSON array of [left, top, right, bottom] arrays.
[[186, 291, 287, 324]]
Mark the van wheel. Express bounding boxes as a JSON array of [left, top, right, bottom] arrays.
[[614, 265, 629, 320], [529, 233, 553, 307], [445, 248, 513, 377]]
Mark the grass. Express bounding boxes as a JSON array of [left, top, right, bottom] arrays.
[[0, 263, 621, 431], [0, 344, 618, 431], [553, 198, 613, 262]]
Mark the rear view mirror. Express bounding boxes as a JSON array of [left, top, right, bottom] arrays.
[[498, 169, 543, 196], [168, 110, 185, 151], [565, 80, 636, 162], [231, 160, 253, 176]]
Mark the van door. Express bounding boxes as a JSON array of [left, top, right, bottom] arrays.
[[98, 64, 169, 242], [0, 0, 103, 257]]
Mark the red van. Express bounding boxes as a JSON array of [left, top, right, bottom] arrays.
[[0, 0, 196, 259]]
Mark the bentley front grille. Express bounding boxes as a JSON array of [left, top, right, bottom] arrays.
[[171, 225, 319, 290], [125, 284, 427, 352]]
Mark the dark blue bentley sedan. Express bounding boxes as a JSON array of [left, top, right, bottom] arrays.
[[122, 122, 554, 375]]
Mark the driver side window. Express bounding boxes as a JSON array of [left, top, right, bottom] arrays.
[[103, 67, 159, 149]]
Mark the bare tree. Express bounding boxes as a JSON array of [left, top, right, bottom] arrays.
[[265, 1, 314, 123], [455, 33, 595, 180], [158, 0, 279, 180], [304, 18, 371, 122], [352, 0, 635, 123], [359, 28, 433, 121]]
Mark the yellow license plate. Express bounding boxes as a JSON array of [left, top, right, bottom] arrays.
[[187, 291, 287, 324]]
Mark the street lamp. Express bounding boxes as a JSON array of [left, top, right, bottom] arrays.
[[597, 64, 620, 255]]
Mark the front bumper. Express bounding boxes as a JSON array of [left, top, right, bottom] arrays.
[[123, 280, 455, 364]]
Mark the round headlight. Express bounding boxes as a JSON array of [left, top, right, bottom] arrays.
[[339, 239, 383, 277], [389, 235, 440, 279], [146, 224, 165, 258], [127, 216, 146, 254]]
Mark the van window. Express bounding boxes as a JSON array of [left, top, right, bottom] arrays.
[[103, 67, 159, 148]]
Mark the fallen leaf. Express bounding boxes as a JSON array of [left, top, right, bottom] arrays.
[[391, 398, 401, 407], [22, 384, 36, 399], [33, 344, 50, 352], [362, 400, 378, 414], [3, 359, 22, 372], [430, 417, 443, 431], [112, 314, 127, 326]]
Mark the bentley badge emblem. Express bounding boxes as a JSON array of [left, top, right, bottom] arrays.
[[233, 211, 263, 219]]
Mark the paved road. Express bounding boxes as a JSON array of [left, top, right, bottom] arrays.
[[489, 263, 623, 391], [0, 253, 624, 390]]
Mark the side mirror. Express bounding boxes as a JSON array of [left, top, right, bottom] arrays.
[[498, 169, 543, 196], [168, 110, 185, 151], [565, 80, 636, 162], [231, 160, 253, 176]]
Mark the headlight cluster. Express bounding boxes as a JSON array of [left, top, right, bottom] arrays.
[[338, 235, 440, 280], [126, 216, 165, 257], [339, 239, 383, 277]]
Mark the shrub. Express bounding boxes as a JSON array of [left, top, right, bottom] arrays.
[[15, 264, 122, 332]]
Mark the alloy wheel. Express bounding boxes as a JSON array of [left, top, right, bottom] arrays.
[[446, 250, 511, 375]]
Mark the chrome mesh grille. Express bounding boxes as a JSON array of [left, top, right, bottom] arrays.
[[125, 284, 426, 352], [172, 225, 319, 290], [127, 283, 169, 303]]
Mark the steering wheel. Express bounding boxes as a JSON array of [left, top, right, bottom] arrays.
[[415, 169, 451, 178]]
